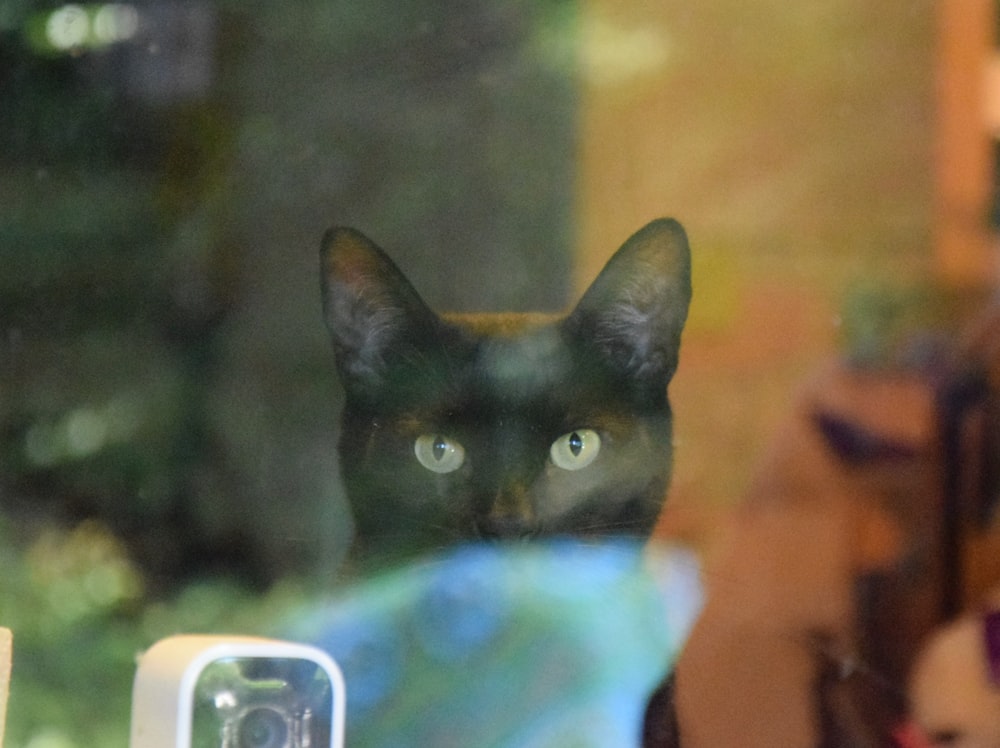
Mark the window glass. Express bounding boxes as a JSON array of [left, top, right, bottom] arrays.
[[0, 1, 971, 745]]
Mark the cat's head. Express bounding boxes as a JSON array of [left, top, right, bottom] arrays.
[[321, 219, 691, 561]]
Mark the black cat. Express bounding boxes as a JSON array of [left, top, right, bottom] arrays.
[[321, 218, 691, 563]]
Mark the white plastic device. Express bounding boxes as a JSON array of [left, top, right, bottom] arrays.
[[129, 635, 345, 748]]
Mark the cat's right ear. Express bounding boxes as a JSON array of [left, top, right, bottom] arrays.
[[321, 227, 440, 393], [567, 218, 692, 390]]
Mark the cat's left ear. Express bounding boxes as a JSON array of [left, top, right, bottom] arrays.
[[567, 218, 692, 387], [320, 227, 441, 396]]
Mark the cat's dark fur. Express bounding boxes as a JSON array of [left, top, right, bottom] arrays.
[[321, 219, 691, 562]]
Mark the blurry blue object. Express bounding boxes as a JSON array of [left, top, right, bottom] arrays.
[[283, 540, 702, 747]]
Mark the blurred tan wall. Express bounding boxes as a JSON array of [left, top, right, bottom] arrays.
[[571, 1, 939, 542]]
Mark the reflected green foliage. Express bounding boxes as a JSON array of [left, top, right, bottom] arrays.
[[0, 0, 576, 581], [0, 0, 577, 744], [839, 281, 989, 370], [1, 516, 311, 747]]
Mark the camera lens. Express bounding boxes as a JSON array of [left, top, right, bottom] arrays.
[[237, 707, 289, 748]]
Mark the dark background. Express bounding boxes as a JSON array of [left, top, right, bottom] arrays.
[[0, 0, 577, 589]]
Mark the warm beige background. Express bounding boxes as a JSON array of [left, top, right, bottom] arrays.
[[572, 0, 994, 548]]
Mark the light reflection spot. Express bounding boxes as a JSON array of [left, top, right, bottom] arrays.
[[24, 422, 60, 467], [46, 5, 89, 50], [65, 408, 108, 457], [93, 4, 139, 44]]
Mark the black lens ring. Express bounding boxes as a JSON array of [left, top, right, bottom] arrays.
[[237, 706, 290, 748]]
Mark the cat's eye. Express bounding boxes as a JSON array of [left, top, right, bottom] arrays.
[[414, 434, 466, 474], [550, 429, 601, 471]]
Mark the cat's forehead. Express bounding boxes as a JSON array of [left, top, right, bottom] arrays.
[[444, 312, 573, 398]]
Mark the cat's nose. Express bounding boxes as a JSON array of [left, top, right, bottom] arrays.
[[477, 484, 536, 540], [474, 515, 535, 540]]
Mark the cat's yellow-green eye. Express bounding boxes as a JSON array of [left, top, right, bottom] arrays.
[[414, 434, 466, 473], [550, 429, 601, 471]]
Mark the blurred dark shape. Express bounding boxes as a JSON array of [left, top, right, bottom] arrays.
[[666, 297, 1000, 746], [123, 2, 216, 106]]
